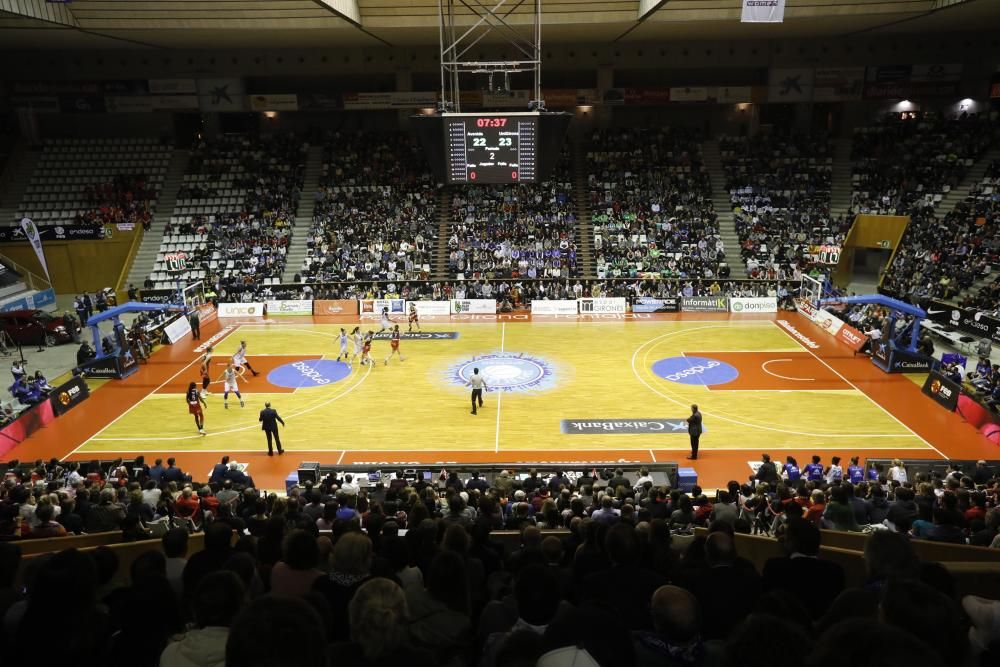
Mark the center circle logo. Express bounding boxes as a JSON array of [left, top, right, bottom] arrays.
[[267, 359, 351, 389], [651, 356, 739, 386], [447, 353, 555, 392]]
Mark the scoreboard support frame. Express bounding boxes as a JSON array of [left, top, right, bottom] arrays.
[[437, 0, 543, 113]]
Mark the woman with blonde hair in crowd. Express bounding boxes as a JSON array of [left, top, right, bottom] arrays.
[[333, 578, 434, 666], [889, 459, 908, 484]]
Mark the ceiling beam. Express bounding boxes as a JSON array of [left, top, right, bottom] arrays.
[[0, 0, 78, 27], [310, 0, 394, 46]]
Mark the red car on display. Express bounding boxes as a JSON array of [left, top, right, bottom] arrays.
[[0, 310, 77, 346]]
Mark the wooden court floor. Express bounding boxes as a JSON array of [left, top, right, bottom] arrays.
[[11, 311, 996, 490]]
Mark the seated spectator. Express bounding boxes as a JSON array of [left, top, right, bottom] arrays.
[[633, 585, 721, 667], [160, 571, 245, 667], [678, 532, 761, 640], [762, 519, 845, 619], [270, 529, 323, 598], [406, 550, 472, 662], [225, 595, 328, 667]]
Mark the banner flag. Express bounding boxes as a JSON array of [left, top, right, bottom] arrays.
[[742, 0, 785, 23], [19, 218, 50, 283]]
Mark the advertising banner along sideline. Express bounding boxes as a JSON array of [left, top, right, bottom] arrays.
[[451, 299, 497, 314], [265, 299, 313, 316], [531, 300, 579, 315], [410, 301, 452, 316], [729, 297, 778, 313], [218, 303, 265, 318], [578, 297, 627, 314], [314, 300, 358, 316]]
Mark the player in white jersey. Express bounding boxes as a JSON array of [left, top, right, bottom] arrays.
[[379, 307, 394, 332], [336, 328, 349, 362], [350, 327, 364, 365], [232, 341, 260, 377], [222, 362, 245, 409]]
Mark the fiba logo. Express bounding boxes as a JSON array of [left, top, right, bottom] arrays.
[[58, 391, 71, 406], [930, 379, 942, 395], [447, 353, 555, 393]]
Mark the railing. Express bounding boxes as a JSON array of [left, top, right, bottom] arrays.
[[0, 253, 52, 292]]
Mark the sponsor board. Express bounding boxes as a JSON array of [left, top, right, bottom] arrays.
[[451, 299, 497, 314], [162, 314, 192, 344], [924, 299, 1000, 345], [632, 297, 680, 313], [837, 323, 867, 352], [560, 419, 705, 435], [140, 289, 177, 305], [777, 319, 821, 349], [921, 370, 960, 412], [49, 377, 90, 417], [681, 296, 729, 313], [410, 301, 452, 316], [195, 325, 235, 353], [360, 299, 406, 316], [218, 303, 264, 318], [531, 300, 579, 315], [729, 297, 778, 313], [815, 309, 845, 336], [795, 299, 819, 320], [0, 224, 103, 242], [888, 349, 933, 373], [578, 297, 627, 314], [314, 299, 358, 316], [265, 299, 313, 316]]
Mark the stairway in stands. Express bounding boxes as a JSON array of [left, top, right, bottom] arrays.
[[432, 187, 452, 280], [700, 139, 746, 279], [125, 149, 189, 290], [830, 136, 854, 219], [0, 141, 39, 226], [571, 139, 595, 278], [281, 145, 323, 283]]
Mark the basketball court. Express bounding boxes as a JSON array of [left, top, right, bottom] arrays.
[[11, 306, 993, 490]]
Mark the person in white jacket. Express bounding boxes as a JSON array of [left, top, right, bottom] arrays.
[[159, 571, 245, 667]]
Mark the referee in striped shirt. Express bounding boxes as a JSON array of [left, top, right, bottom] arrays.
[[470, 368, 487, 415]]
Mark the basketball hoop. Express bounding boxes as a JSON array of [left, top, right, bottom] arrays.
[[164, 252, 189, 273]]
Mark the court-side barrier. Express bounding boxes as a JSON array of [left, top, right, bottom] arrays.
[[796, 299, 867, 351]]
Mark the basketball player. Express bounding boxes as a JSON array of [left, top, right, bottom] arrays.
[[379, 307, 393, 333], [232, 341, 260, 377], [350, 327, 364, 365], [222, 362, 245, 409], [186, 381, 207, 435], [361, 331, 374, 366], [408, 303, 421, 332], [336, 328, 349, 362], [384, 325, 405, 365], [199, 346, 213, 398]]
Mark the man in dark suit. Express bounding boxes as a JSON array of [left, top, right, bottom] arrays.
[[163, 457, 187, 483], [686, 404, 703, 460], [755, 453, 780, 486], [210, 456, 230, 485], [762, 519, 845, 619], [149, 458, 166, 484], [259, 402, 285, 455]]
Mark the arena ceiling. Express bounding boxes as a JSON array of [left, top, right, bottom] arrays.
[[0, 0, 995, 50]]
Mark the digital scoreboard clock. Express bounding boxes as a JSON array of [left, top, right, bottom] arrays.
[[444, 113, 538, 184]]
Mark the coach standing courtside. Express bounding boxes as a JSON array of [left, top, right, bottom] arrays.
[[259, 402, 285, 456], [687, 404, 702, 460], [469, 367, 487, 415]]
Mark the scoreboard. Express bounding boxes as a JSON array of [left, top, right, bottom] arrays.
[[444, 113, 538, 184]]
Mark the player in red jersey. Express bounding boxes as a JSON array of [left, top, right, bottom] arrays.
[[361, 331, 374, 366], [199, 347, 213, 398], [408, 302, 421, 332], [186, 381, 207, 435], [384, 325, 405, 365]]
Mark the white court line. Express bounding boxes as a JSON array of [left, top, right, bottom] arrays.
[[336, 450, 346, 465], [631, 325, 921, 439], [649, 449, 657, 462], [495, 322, 505, 454], [761, 359, 815, 382], [770, 321, 947, 459], [88, 362, 372, 443]]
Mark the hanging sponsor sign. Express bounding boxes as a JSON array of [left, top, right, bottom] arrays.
[[49, 377, 90, 417], [482, 90, 532, 108], [265, 299, 313, 316], [681, 296, 729, 313], [715, 86, 754, 103], [632, 297, 680, 313], [669, 87, 709, 102], [249, 94, 299, 112], [109, 95, 199, 112], [10, 96, 61, 113], [768, 68, 814, 102], [531, 300, 578, 315], [813, 67, 865, 101], [924, 300, 1000, 345], [451, 299, 497, 314], [314, 299, 359, 315], [578, 297, 627, 314], [921, 370, 960, 412], [910, 64, 962, 82], [342, 91, 437, 110], [741, 0, 785, 23], [729, 297, 778, 313], [409, 301, 452, 316], [217, 302, 264, 318], [148, 79, 197, 95], [197, 78, 246, 112]]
